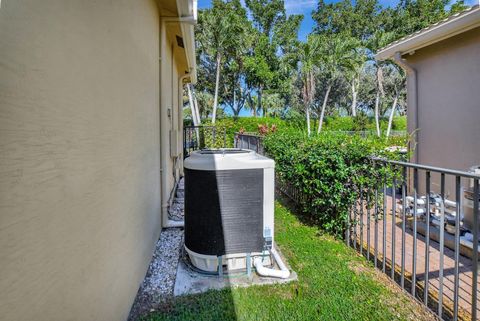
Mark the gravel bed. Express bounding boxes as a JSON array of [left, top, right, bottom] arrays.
[[168, 178, 184, 222], [168, 200, 184, 221], [128, 228, 184, 320]]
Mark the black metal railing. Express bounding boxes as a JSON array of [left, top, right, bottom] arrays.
[[233, 131, 407, 154], [337, 130, 407, 137], [235, 131, 480, 320], [183, 126, 227, 158], [234, 132, 264, 155], [347, 158, 480, 321]]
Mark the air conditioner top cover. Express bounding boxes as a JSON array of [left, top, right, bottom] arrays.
[[184, 148, 274, 171]]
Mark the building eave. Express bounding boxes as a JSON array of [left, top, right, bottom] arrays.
[[376, 5, 480, 61], [176, 0, 197, 83]]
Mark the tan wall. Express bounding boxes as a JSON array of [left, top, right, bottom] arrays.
[[404, 27, 480, 196], [0, 1, 165, 320], [160, 22, 186, 223]]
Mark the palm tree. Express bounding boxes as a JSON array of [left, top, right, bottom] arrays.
[[263, 93, 286, 118], [196, 0, 248, 124], [383, 65, 406, 138], [245, 91, 258, 117], [374, 66, 385, 136], [366, 31, 396, 136], [298, 35, 322, 135], [316, 34, 358, 133], [341, 38, 364, 118]]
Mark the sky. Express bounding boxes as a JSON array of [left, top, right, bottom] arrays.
[[197, 0, 478, 41]]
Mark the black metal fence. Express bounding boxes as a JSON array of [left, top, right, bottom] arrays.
[[234, 132, 480, 320], [348, 159, 480, 321], [234, 131, 406, 153], [234, 132, 264, 155], [338, 130, 407, 137], [183, 126, 227, 158]]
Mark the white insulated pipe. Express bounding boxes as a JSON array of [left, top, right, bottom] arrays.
[[254, 248, 290, 279], [164, 219, 184, 228]]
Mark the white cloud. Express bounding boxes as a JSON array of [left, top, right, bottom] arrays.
[[284, 0, 317, 15]]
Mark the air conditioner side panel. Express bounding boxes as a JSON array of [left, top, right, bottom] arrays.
[[263, 167, 275, 243], [184, 168, 264, 256]]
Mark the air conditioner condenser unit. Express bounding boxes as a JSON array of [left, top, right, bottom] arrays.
[[183, 149, 288, 278]]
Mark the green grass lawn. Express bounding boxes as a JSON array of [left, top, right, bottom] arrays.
[[145, 199, 433, 321]]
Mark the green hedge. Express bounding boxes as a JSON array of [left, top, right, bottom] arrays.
[[193, 117, 289, 148], [263, 131, 402, 236], [186, 116, 407, 149], [187, 116, 406, 140], [324, 116, 407, 132]]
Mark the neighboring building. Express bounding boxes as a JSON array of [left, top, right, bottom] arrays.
[[0, 1, 195, 320], [376, 5, 480, 196]]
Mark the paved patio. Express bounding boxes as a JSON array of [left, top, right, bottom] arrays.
[[352, 196, 479, 321]]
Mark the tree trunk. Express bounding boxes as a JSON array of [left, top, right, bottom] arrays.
[[317, 85, 332, 134], [375, 66, 385, 137], [231, 87, 240, 117], [233, 87, 237, 117], [386, 95, 398, 138], [192, 88, 201, 125], [247, 92, 256, 117], [211, 53, 221, 124], [187, 85, 198, 126], [187, 84, 201, 143], [374, 91, 381, 137], [306, 105, 311, 136], [258, 85, 263, 117], [351, 81, 357, 117]]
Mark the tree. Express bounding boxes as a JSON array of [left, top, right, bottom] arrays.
[[245, 0, 302, 116], [196, 0, 249, 123], [220, 10, 253, 117], [263, 93, 286, 117], [383, 65, 406, 138], [245, 92, 258, 117], [298, 35, 321, 135], [343, 40, 364, 117], [316, 34, 359, 133], [243, 32, 277, 117], [192, 0, 470, 126], [313, 0, 380, 40], [365, 30, 396, 136], [382, 0, 468, 39]]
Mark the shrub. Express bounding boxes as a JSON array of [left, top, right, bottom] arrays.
[[186, 115, 408, 149], [352, 114, 369, 131], [392, 116, 407, 130], [324, 116, 355, 131], [263, 131, 401, 236], [322, 116, 407, 133], [196, 117, 288, 147]]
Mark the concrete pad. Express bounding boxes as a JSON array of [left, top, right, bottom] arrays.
[[173, 246, 297, 296]]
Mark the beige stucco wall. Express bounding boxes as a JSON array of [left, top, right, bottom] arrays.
[[160, 23, 187, 223], [160, 24, 175, 219], [404, 27, 480, 196], [0, 1, 171, 320]]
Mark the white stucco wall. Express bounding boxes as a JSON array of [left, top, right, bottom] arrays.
[[0, 1, 164, 320]]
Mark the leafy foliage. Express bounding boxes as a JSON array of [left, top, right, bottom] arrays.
[[263, 131, 404, 236], [186, 116, 407, 148], [208, 117, 289, 147], [193, 0, 470, 137]]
